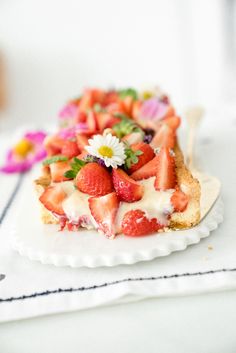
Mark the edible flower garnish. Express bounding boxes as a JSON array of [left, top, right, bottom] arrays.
[[0, 131, 47, 173], [140, 97, 168, 121], [59, 103, 77, 120], [85, 133, 126, 168], [58, 123, 88, 140]]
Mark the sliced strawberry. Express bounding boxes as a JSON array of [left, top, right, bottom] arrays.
[[150, 123, 175, 149], [122, 209, 163, 236], [39, 185, 67, 216], [120, 96, 134, 116], [50, 161, 72, 182], [128, 142, 155, 173], [79, 89, 105, 113], [130, 155, 159, 181], [164, 105, 175, 119], [96, 112, 113, 131], [171, 190, 189, 212], [103, 90, 119, 106], [121, 132, 144, 145], [154, 147, 176, 191], [163, 116, 181, 131], [131, 100, 142, 121], [75, 109, 87, 123], [61, 140, 80, 158], [76, 162, 113, 196], [89, 192, 119, 238], [76, 134, 89, 151], [86, 110, 97, 132], [112, 169, 144, 202], [44, 135, 64, 156]]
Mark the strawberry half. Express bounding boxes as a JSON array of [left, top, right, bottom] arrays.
[[128, 142, 155, 173], [76, 134, 89, 151], [130, 155, 160, 181], [121, 132, 144, 145], [39, 185, 67, 216], [76, 162, 113, 196], [112, 169, 144, 202], [121, 209, 163, 236], [154, 147, 176, 191], [50, 161, 72, 182], [151, 124, 175, 149], [87, 110, 98, 132], [171, 190, 189, 212], [89, 192, 119, 238], [163, 116, 181, 131], [61, 140, 80, 158]]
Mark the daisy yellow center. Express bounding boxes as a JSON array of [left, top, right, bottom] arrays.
[[13, 139, 33, 157], [98, 145, 113, 158]]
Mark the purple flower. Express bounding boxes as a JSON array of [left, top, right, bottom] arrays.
[[141, 98, 168, 121], [0, 131, 47, 174]]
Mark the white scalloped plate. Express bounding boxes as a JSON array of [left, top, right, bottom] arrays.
[[10, 173, 224, 267]]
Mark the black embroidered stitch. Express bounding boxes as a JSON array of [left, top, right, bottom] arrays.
[[0, 173, 25, 225], [0, 268, 236, 303]]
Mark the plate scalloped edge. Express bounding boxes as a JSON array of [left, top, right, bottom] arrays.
[[10, 198, 224, 268]]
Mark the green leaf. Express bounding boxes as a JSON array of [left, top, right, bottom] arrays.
[[43, 155, 68, 166], [118, 88, 138, 101], [63, 157, 86, 179], [64, 170, 77, 179], [124, 147, 143, 170]]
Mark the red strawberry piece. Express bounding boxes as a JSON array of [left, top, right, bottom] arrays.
[[154, 147, 176, 191], [150, 124, 175, 149], [121, 132, 144, 145], [79, 89, 105, 113], [121, 209, 163, 236], [112, 168, 144, 202], [103, 90, 119, 106], [89, 192, 119, 238], [129, 142, 155, 173], [87, 110, 98, 132], [50, 161, 72, 182], [76, 162, 113, 196], [120, 95, 134, 116], [131, 100, 142, 121], [61, 140, 80, 158], [75, 110, 87, 123], [171, 190, 189, 212], [130, 155, 160, 181], [39, 185, 67, 216], [76, 134, 89, 151], [164, 105, 175, 119], [44, 135, 64, 156], [96, 112, 114, 131], [163, 116, 181, 131]]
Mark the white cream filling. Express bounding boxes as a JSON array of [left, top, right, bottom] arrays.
[[116, 177, 174, 229], [60, 177, 175, 232]]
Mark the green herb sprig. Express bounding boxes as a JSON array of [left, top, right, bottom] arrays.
[[64, 157, 86, 179], [124, 146, 143, 170], [43, 155, 69, 166]]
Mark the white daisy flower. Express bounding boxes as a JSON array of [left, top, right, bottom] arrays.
[[85, 133, 126, 168]]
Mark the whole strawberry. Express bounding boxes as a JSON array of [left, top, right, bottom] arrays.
[[76, 162, 113, 196]]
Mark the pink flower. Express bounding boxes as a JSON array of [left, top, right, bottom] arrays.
[[0, 131, 47, 174], [58, 123, 88, 140], [140, 98, 168, 121], [58, 103, 77, 120]]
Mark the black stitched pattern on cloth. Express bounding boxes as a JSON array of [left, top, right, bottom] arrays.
[[0, 268, 236, 303], [0, 173, 25, 225]]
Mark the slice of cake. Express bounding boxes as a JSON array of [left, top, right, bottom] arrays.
[[35, 88, 200, 238]]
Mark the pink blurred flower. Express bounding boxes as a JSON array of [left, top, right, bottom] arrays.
[[58, 103, 77, 120], [141, 98, 168, 121], [0, 131, 47, 174], [58, 123, 88, 140]]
